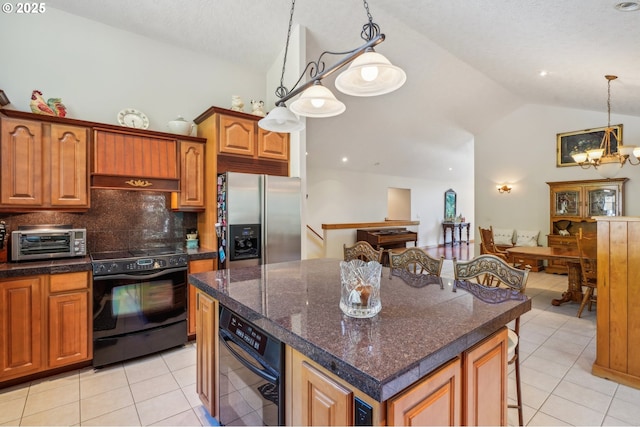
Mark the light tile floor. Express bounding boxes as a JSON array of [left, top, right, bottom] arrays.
[[1, 261, 639, 426]]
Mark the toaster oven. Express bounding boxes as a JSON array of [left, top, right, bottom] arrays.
[[11, 225, 87, 261]]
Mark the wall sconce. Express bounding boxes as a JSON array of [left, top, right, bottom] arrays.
[[497, 185, 512, 194]]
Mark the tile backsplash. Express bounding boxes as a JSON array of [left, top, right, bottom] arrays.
[[0, 189, 198, 253]]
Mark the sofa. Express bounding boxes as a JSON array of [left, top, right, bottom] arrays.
[[492, 228, 544, 272]]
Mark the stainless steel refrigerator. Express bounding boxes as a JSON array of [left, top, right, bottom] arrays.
[[217, 172, 301, 268]]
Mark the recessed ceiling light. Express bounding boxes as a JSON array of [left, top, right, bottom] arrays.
[[342, 157, 348, 163], [615, 2, 640, 11], [539, 70, 548, 77]]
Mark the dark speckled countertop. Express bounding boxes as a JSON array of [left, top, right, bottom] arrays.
[[0, 248, 217, 279], [189, 258, 531, 402]]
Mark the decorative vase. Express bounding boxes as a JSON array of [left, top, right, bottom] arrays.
[[167, 116, 194, 135], [339, 259, 382, 318]]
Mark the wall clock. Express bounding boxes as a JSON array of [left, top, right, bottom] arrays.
[[117, 108, 149, 129]]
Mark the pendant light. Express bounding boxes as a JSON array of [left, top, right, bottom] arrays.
[[571, 75, 639, 178], [258, 0, 406, 133], [289, 81, 346, 118], [335, 49, 406, 96]]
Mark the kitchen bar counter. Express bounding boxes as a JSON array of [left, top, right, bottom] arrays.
[[189, 257, 531, 402]]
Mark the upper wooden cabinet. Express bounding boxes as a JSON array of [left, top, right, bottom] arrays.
[[1, 109, 206, 211], [195, 106, 290, 177], [0, 116, 89, 211], [218, 115, 257, 157], [258, 127, 289, 161], [172, 140, 205, 211], [92, 129, 179, 192]]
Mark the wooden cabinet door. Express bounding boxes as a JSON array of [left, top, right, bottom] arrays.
[[48, 272, 90, 368], [387, 357, 461, 426], [463, 328, 508, 426], [48, 291, 89, 368], [188, 259, 215, 336], [50, 124, 89, 208], [0, 276, 43, 380], [551, 185, 583, 219], [258, 128, 289, 161], [299, 361, 353, 426], [196, 291, 218, 418], [218, 115, 256, 156], [177, 141, 205, 210], [0, 118, 43, 206]]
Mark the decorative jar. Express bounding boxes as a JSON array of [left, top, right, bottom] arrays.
[[339, 259, 382, 318]]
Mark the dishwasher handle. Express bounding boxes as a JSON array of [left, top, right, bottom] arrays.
[[219, 329, 278, 384]]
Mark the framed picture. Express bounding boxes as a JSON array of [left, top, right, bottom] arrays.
[[444, 188, 456, 220], [556, 124, 623, 167]]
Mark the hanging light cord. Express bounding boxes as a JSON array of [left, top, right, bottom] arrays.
[[275, 0, 297, 100]]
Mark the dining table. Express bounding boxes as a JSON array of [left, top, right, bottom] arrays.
[[505, 246, 584, 306]]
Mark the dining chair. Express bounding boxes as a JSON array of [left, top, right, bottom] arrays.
[[453, 254, 529, 426], [388, 247, 444, 277], [343, 241, 383, 263], [576, 231, 597, 318], [478, 226, 510, 262]]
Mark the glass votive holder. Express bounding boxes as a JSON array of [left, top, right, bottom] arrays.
[[339, 259, 382, 318]]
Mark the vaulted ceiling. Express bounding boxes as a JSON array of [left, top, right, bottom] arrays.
[[48, 0, 640, 177]]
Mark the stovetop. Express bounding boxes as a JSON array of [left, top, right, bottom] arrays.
[[91, 247, 187, 276]]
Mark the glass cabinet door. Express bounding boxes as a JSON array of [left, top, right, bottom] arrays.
[[587, 187, 618, 217], [554, 189, 581, 217]]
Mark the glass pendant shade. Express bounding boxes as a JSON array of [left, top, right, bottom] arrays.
[[335, 50, 407, 97], [258, 106, 305, 132], [289, 83, 346, 118], [596, 159, 622, 178]]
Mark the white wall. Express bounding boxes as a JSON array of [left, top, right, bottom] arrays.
[[475, 103, 640, 249], [1, 8, 266, 132], [306, 161, 474, 258]]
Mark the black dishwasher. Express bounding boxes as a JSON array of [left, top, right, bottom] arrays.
[[218, 306, 284, 426]]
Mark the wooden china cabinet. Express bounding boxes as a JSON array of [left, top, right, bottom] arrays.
[[546, 178, 627, 274]]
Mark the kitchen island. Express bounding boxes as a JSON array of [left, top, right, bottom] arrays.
[[189, 258, 531, 425]]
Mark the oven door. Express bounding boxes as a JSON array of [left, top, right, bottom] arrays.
[[92, 267, 187, 339]]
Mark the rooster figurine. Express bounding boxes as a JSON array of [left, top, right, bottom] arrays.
[[30, 90, 66, 117]]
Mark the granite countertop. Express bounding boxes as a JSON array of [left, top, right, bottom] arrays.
[[189, 257, 531, 402], [0, 247, 218, 279]]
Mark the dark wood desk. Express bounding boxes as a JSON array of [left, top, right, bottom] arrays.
[[506, 246, 583, 306], [442, 222, 470, 245]]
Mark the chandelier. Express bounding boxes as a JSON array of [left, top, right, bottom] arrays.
[[571, 75, 640, 178], [258, 0, 406, 133]]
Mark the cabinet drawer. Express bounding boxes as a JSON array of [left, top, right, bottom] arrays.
[[50, 271, 89, 293]]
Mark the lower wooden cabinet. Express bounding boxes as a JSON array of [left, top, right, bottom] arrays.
[[0, 272, 91, 384], [188, 259, 216, 336], [463, 327, 508, 426], [388, 357, 461, 426], [48, 272, 90, 368], [0, 276, 44, 380], [287, 328, 507, 426], [196, 290, 218, 418]]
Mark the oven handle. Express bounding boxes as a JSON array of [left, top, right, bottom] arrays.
[[219, 329, 278, 384], [92, 266, 187, 281]]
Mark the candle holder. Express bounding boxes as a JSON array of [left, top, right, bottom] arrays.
[[339, 259, 382, 318]]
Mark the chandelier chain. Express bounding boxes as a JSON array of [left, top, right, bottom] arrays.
[[275, 0, 297, 100], [361, 0, 380, 41]]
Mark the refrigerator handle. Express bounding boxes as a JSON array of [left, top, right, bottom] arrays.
[[261, 175, 267, 265]]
